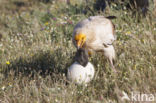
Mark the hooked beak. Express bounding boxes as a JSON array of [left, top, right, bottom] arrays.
[[76, 44, 81, 50], [76, 40, 83, 50], [75, 33, 86, 50]]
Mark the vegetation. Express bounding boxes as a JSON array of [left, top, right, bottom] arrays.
[[0, 0, 155, 102]]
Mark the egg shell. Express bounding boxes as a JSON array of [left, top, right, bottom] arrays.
[[67, 62, 95, 85]]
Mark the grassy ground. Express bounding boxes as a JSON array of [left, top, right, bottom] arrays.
[[0, 0, 156, 103]]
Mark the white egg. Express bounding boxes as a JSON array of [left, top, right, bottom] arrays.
[[67, 62, 95, 85]]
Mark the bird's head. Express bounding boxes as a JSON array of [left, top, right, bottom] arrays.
[[75, 33, 86, 49]]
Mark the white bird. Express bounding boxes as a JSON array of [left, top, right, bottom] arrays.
[[72, 16, 116, 71], [67, 61, 95, 85]]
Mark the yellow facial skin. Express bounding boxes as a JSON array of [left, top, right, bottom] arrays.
[[75, 33, 86, 49]]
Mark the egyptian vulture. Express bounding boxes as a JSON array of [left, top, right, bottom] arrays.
[[72, 16, 116, 71]]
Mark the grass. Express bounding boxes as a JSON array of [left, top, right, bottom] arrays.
[[0, 0, 156, 103]]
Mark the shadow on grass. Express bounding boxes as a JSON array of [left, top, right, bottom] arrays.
[[3, 48, 74, 78]]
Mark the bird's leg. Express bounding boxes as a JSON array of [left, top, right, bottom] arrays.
[[103, 45, 116, 72], [109, 58, 116, 72]]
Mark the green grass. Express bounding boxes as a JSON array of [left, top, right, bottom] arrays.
[[0, 0, 156, 103]]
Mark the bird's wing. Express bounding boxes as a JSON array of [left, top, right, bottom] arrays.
[[102, 34, 116, 47], [92, 18, 116, 47]]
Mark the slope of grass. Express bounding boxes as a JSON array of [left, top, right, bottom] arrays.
[[0, 0, 156, 103]]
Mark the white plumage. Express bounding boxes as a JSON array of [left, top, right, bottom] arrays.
[[67, 62, 95, 85], [72, 16, 116, 71]]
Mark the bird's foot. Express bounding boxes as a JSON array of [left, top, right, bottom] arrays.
[[112, 65, 118, 73]]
